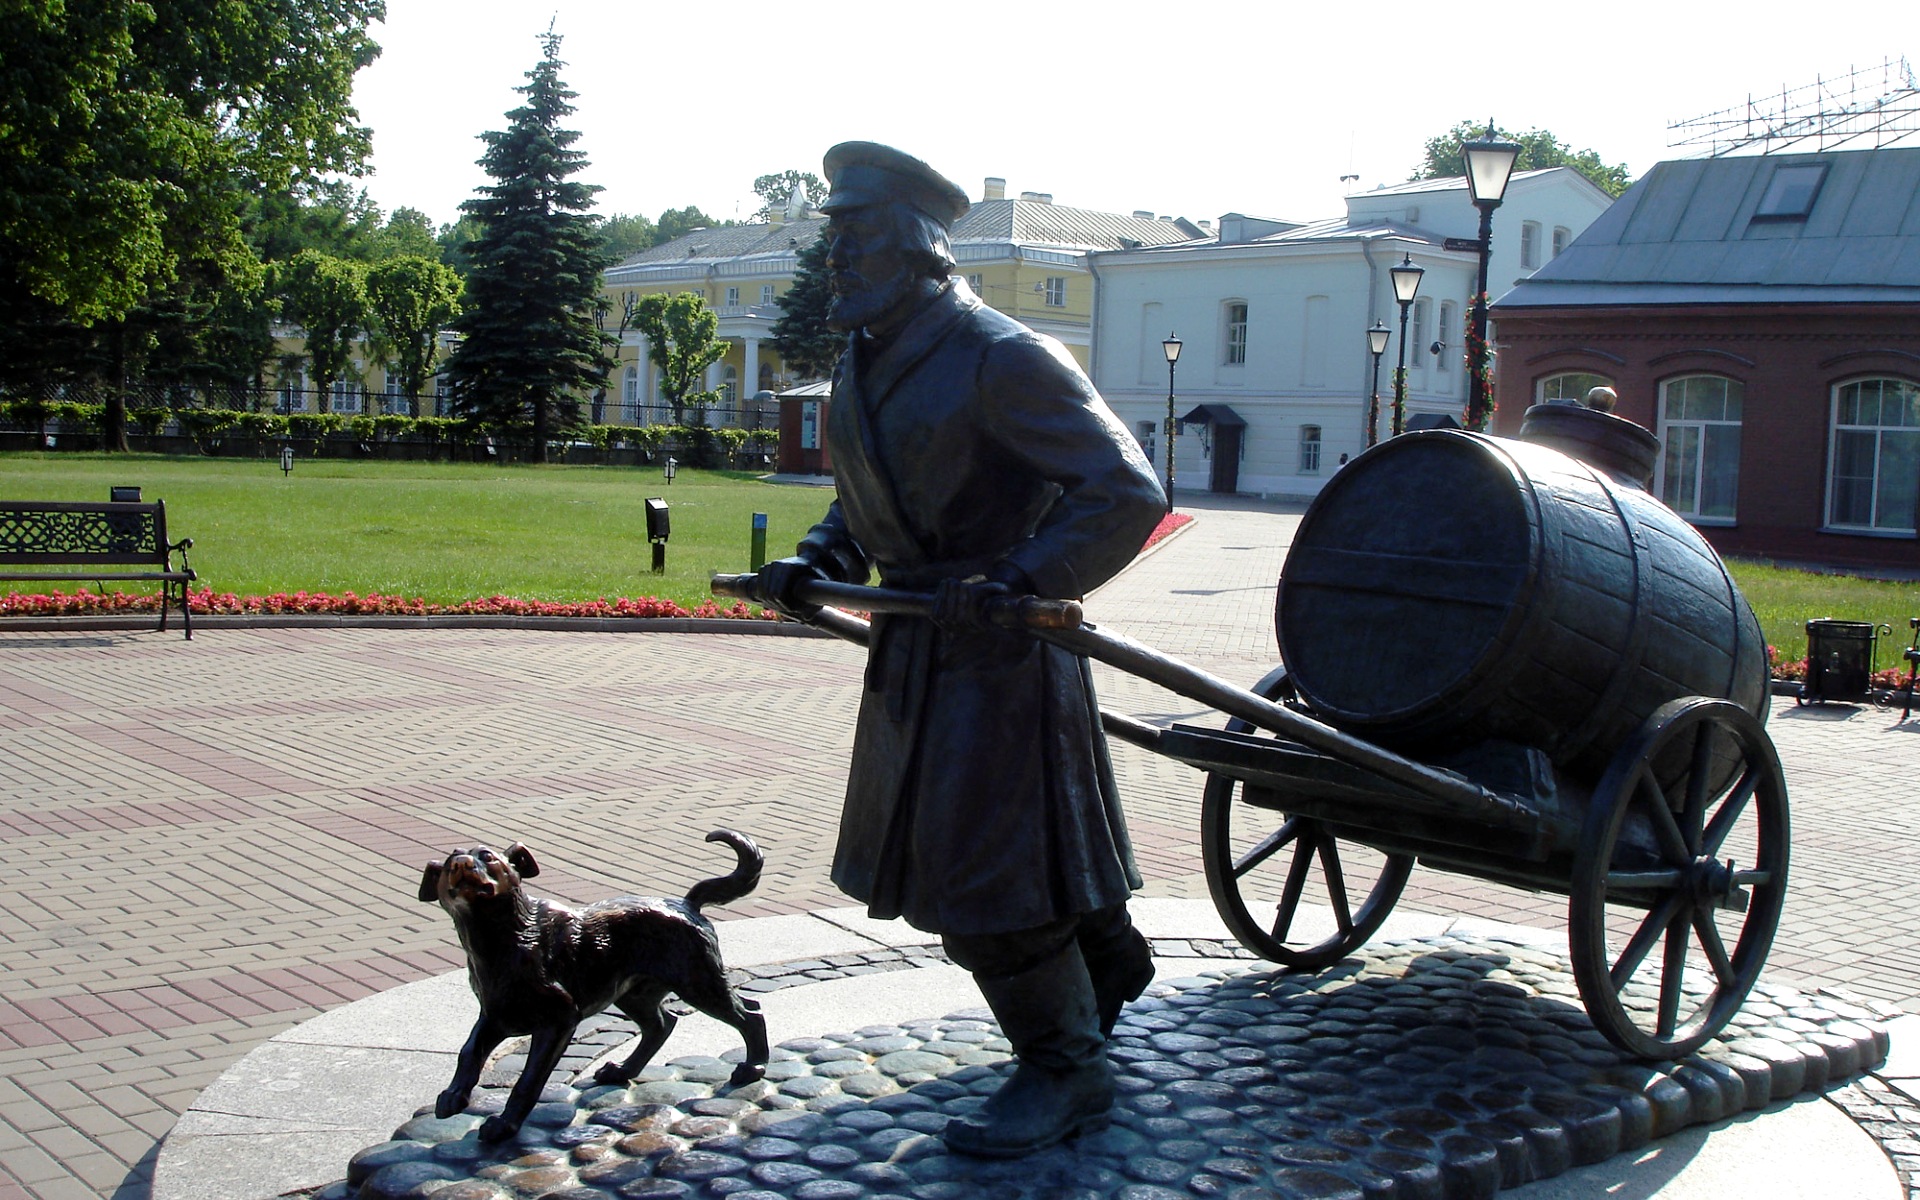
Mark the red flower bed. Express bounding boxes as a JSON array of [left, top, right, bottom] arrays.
[[0, 587, 773, 621], [4, 514, 1196, 625]]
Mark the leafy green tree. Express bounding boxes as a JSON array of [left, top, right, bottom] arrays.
[[375, 208, 441, 260], [365, 256, 462, 414], [435, 215, 486, 279], [656, 205, 729, 243], [275, 250, 367, 413], [632, 292, 726, 423], [1412, 121, 1631, 198], [601, 213, 659, 260], [442, 32, 614, 459], [753, 170, 827, 219], [769, 232, 842, 382], [0, 0, 382, 444]]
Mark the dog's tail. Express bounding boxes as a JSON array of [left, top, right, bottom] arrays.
[[684, 829, 763, 913]]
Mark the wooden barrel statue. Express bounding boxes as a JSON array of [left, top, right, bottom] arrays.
[[1276, 408, 1767, 783]]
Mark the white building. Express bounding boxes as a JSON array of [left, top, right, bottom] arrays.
[[1090, 168, 1614, 499]]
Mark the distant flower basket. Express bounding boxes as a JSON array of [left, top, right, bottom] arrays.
[[0, 588, 773, 621], [1143, 512, 1193, 551]]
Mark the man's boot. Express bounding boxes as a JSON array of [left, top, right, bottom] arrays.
[[943, 940, 1113, 1158], [1077, 906, 1154, 1037]]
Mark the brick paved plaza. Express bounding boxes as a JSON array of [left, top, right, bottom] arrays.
[[0, 494, 1915, 1199]]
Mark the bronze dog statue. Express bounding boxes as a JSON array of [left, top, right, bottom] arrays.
[[419, 828, 770, 1140]]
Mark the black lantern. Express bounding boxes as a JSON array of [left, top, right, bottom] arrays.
[[1389, 255, 1424, 437], [1462, 120, 1521, 430], [1366, 320, 1390, 447], [1161, 333, 1183, 513]]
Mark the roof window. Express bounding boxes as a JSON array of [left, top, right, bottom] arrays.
[[1752, 163, 1828, 221]]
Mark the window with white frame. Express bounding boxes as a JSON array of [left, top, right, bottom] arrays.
[[1827, 377, 1919, 533], [1437, 302, 1457, 373], [334, 378, 359, 413], [385, 372, 406, 415], [280, 363, 307, 412], [760, 284, 775, 305], [1657, 375, 1744, 523], [1299, 425, 1322, 474], [434, 375, 450, 417], [1520, 222, 1541, 269], [1225, 302, 1248, 365], [1552, 226, 1571, 258], [622, 366, 640, 423], [721, 365, 738, 408], [1410, 299, 1430, 368], [966, 273, 984, 294], [1044, 276, 1066, 307], [724, 286, 740, 308], [1537, 371, 1614, 404]]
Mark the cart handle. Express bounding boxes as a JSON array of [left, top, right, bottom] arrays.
[[711, 573, 1083, 631]]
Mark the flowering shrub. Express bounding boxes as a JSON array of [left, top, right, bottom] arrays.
[[1143, 512, 1192, 550], [0, 587, 775, 622]]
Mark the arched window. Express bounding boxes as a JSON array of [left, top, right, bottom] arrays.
[[1537, 371, 1613, 405], [622, 366, 640, 423], [1828, 377, 1919, 534], [1299, 425, 1322, 473], [1658, 375, 1744, 523], [1223, 301, 1249, 366]]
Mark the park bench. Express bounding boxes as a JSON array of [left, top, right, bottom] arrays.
[[0, 500, 197, 638]]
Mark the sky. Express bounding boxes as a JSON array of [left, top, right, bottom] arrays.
[[349, 1, 1918, 231]]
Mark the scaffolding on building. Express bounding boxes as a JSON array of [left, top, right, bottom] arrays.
[[1668, 57, 1920, 157]]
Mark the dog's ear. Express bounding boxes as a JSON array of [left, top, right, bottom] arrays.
[[418, 862, 444, 903], [506, 843, 538, 879]]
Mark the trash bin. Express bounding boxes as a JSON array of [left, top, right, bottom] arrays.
[[1800, 618, 1879, 704]]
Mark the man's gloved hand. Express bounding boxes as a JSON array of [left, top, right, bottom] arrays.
[[932, 563, 1037, 634], [757, 555, 827, 621]]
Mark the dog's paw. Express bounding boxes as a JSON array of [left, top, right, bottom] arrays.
[[727, 1063, 766, 1088], [434, 1088, 469, 1120], [477, 1114, 519, 1142], [592, 1062, 635, 1086]]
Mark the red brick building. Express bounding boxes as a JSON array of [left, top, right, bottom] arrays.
[[1491, 148, 1920, 572]]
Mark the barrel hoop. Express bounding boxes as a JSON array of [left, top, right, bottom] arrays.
[[1554, 465, 1653, 765], [1282, 546, 1528, 609]]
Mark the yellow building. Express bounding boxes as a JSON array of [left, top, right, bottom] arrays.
[[599, 180, 1203, 426]]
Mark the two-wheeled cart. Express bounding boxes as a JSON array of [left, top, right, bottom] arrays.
[[716, 408, 1791, 1063]]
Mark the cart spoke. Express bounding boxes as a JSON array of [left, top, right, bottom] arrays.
[[1636, 770, 1691, 863], [1604, 868, 1686, 893], [1692, 908, 1737, 987], [1682, 723, 1718, 850], [1272, 831, 1316, 944], [1233, 817, 1301, 879], [1610, 891, 1686, 990], [1700, 767, 1761, 857], [1657, 910, 1690, 1038], [1317, 835, 1354, 933]]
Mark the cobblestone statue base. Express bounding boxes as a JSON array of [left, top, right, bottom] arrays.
[[321, 934, 1891, 1200]]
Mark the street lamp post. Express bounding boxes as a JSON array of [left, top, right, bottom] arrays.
[[1161, 333, 1182, 513], [1366, 320, 1390, 447], [1462, 120, 1521, 430], [1389, 255, 1424, 437]]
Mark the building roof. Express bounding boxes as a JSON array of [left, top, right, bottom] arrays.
[[607, 199, 1205, 278], [1347, 167, 1567, 199], [1495, 146, 1920, 309]]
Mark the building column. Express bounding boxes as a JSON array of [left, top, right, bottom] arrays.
[[630, 335, 652, 423], [743, 337, 761, 403]]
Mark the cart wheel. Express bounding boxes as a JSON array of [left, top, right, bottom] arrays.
[[1201, 667, 1414, 970], [1569, 697, 1789, 1060]]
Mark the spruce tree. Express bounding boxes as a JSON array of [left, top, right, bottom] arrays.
[[769, 232, 843, 383], [443, 32, 613, 460]]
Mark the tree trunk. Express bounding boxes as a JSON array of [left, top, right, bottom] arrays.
[[530, 393, 549, 463], [104, 321, 131, 452]]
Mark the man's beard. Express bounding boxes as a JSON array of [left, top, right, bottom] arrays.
[[828, 267, 925, 333]]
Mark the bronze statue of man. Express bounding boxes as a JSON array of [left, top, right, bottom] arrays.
[[760, 142, 1167, 1157]]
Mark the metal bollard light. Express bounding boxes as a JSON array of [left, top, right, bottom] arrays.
[[645, 497, 669, 574]]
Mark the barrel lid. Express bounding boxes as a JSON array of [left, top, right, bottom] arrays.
[[1277, 431, 1538, 725], [1517, 403, 1659, 487]]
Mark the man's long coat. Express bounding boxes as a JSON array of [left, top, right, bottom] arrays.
[[799, 279, 1166, 937]]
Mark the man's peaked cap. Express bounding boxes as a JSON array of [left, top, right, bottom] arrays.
[[821, 142, 970, 229]]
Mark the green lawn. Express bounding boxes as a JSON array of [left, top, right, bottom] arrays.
[[1724, 556, 1918, 667], [1, 453, 836, 610], [4, 453, 1914, 661]]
